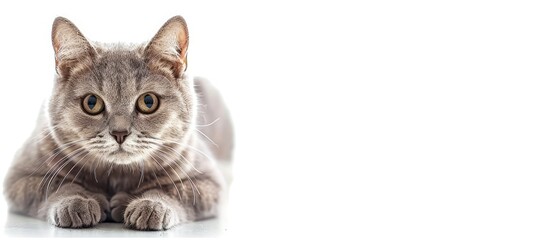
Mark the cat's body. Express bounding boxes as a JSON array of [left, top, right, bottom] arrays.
[[3, 16, 233, 230]]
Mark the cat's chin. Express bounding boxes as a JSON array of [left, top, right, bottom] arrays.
[[106, 149, 145, 165]]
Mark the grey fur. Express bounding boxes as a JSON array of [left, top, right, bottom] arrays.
[[3, 16, 233, 230]]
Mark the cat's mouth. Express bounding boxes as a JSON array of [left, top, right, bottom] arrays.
[[109, 146, 130, 155], [104, 146, 145, 165]]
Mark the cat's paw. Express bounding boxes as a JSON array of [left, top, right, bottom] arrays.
[[124, 198, 181, 230], [109, 192, 131, 223], [48, 195, 103, 228]]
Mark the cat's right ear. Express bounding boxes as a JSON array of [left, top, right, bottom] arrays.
[[52, 17, 96, 79], [144, 16, 189, 80]]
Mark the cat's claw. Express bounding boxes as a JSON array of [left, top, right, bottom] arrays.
[[124, 199, 180, 230], [48, 196, 103, 228]]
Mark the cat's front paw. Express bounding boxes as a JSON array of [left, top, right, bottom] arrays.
[[124, 198, 182, 230], [109, 192, 131, 223], [48, 196, 103, 228]]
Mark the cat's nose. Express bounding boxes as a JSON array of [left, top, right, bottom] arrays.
[[110, 130, 130, 144]]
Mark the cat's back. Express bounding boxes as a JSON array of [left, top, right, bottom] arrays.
[[193, 77, 234, 162]]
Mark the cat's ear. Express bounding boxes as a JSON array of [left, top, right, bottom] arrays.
[[52, 17, 96, 79], [144, 16, 189, 79]]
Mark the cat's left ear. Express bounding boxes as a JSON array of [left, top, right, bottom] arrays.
[[144, 16, 189, 79]]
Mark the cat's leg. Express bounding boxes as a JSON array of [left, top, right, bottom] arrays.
[[124, 176, 221, 230], [5, 175, 108, 228]]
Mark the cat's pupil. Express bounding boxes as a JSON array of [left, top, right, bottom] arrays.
[[144, 95, 153, 108], [88, 95, 97, 109]]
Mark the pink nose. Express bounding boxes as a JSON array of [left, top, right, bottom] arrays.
[[110, 130, 130, 144]]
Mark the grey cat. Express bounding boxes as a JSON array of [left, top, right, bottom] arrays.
[[3, 16, 233, 230]]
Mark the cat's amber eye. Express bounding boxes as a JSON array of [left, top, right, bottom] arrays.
[[82, 94, 105, 115], [136, 93, 159, 114]]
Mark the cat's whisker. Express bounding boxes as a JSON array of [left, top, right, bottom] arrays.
[[195, 128, 219, 148], [157, 139, 216, 164], [169, 159, 200, 205], [69, 152, 93, 186], [45, 149, 87, 197], [56, 150, 92, 193], [27, 139, 87, 178], [107, 161, 115, 177], [154, 151, 187, 185], [137, 161, 145, 188], [93, 158, 100, 183], [156, 143, 203, 174], [29, 124, 62, 144], [150, 167, 163, 190], [196, 117, 220, 127], [147, 152, 183, 202], [155, 148, 200, 205], [145, 137, 208, 173], [42, 147, 86, 198], [37, 145, 85, 191]]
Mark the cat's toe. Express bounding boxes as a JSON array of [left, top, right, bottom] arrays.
[[124, 199, 180, 230], [49, 196, 102, 228]]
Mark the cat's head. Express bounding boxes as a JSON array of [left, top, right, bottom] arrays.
[[47, 16, 196, 165]]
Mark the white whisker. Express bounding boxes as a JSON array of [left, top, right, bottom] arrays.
[[28, 139, 87, 178], [159, 143, 203, 174], [160, 139, 216, 164], [93, 158, 100, 183], [195, 128, 218, 148], [196, 117, 220, 127], [30, 125, 60, 144], [69, 151, 93, 185], [137, 161, 145, 188], [147, 152, 183, 202], [147, 137, 216, 165], [37, 144, 85, 191], [44, 148, 86, 199], [56, 150, 92, 193], [155, 148, 200, 205]]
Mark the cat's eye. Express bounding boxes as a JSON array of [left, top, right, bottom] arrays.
[[82, 94, 105, 115], [136, 93, 159, 114]]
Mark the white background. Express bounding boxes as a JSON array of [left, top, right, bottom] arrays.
[[0, 0, 549, 239]]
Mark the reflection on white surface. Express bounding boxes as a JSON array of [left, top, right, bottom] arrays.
[[3, 212, 225, 237]]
